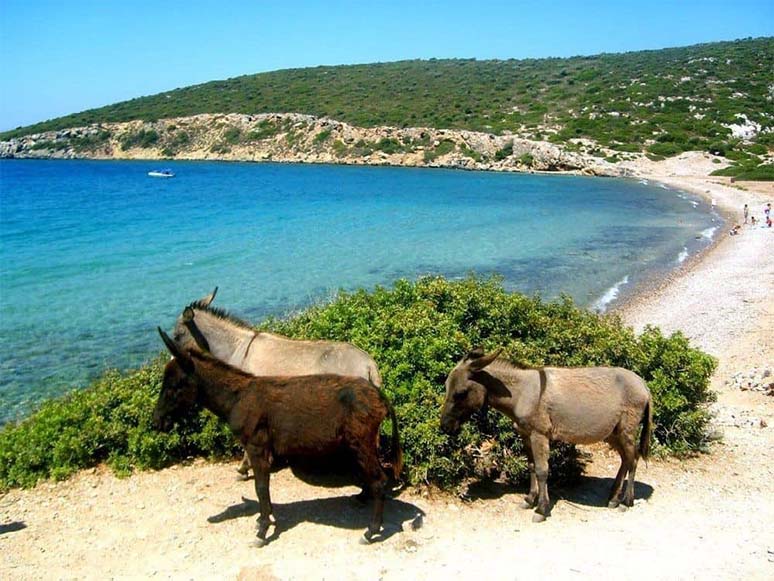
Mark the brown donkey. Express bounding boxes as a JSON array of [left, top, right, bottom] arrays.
[[154, 329, 403, 546], [440, 349, 652, 522], [171, 288, 384, 479]]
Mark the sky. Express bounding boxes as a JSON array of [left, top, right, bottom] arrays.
[[1, 0, 772, 131]]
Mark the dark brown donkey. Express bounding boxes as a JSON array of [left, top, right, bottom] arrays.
[[440, 349, 652, 522], [153, 329, 403, 546]]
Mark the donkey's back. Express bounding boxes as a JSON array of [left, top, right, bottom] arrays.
[[525, 366, 650, 445]]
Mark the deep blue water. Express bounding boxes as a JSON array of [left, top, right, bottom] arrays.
[[0, 159, 719, 423]]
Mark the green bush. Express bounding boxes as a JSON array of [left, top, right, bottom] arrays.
[[647, 142, 683, 157], [313, 129, 332, 144], [494, 141, 514, 161], [0, 357, 237, 489], [374, 137, 407, 154], [423, 139, 456, 162], [223, 127, 243, 145], [119, 129, 159, 150], [0, 276, 716, 491], [246, 120, 280, 141]]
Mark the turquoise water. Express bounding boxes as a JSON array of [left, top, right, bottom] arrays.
[[0, 159, 718, 422]]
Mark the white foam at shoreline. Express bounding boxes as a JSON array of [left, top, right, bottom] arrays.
[[701, 226, 717, 239], [592, 275, 630, 313], [677, 247, 689, 263]]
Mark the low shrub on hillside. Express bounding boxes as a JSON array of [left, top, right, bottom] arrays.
[[0, 276, 716, 491], [119, 129, 159, 150]]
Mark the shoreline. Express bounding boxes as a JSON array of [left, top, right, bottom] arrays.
[[613, 171, 773, 367]]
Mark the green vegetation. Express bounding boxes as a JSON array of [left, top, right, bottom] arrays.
[[223, 127, 243, 145], [494, 141, 514, 161], [246, 119, 281, 141], [119, 129, 159, 150], [3, 38, 771, 158], [313, 128, 333, 144], [424, 139, 456, 162], [0, 276, 716, 491]]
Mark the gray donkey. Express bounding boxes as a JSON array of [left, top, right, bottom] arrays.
[[440, 348, 652, 522], [172, 288, 383, 478]]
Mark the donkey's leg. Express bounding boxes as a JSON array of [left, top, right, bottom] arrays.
[[530, 432, 551, 522], [351, 439, 388, 544], [520, 432, 538, 509], [246, 445, 274, 546], [621, 431, 639, 508], [236, 450, 251, 480], [605, 434, 627, 509]]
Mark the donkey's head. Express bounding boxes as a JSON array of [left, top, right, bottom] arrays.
[[153, 328, 200, 432], [440, 348, 501, 434], [171, 287, 217, 353]]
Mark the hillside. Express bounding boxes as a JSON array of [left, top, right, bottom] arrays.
[[3, 38, 773, 155]]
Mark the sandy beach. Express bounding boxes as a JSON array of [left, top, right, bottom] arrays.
[[1, 160, 773, 579]]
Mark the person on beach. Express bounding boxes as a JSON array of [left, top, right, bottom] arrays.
[[751, 216, 757, 226], [765, 203, 771, 219], [743, 204, 749, 223], [729, 224, 741, 236]]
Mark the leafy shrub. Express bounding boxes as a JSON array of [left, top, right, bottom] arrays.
[[223, 127, 243, 145], [459, 144, 483, 162], [0, 357, 237, 489], [374, 137, 407, 154], [313, 129, 332, 144], [247, 120, 280, 141], [423, 139, 456, 162], [210, 143, 231, 154], [517, 152, 535, 167], [647, 142, 683, 157], [70, 131, 111, 152], [119, 129, 159, 150], [30, 140, 67, 151], [332, 139, 348, 157], [494, 141, 514, 161], [0, 276, 716, 491]]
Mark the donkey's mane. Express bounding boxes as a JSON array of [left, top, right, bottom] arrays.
[[489, 358, 540, 372], [186, 301, 254, 331]]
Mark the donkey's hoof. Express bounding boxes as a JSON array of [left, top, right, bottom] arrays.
[[532, 513, 547, 523], [607, 500, 620, 509], [520, 498, 536, 509], [359, 533, 373, 545], [617, 504, 629, 513], [250, 538, 268, 548], [235, 472, 251, 482]]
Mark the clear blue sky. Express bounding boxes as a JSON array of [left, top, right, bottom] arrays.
[[1, 0, 772, 131]]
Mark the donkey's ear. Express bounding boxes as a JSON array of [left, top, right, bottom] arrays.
[[158, 327, 194, 372], [182, 306, 195, 322], [468, 348, 502, 372], [465, 347, 486, 361], [199, 287, 218, 308]]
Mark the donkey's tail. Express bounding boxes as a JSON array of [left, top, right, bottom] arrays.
[[368, 362, 384, 389], [639, 398, 653, 460], [384, 395, 403, 481]]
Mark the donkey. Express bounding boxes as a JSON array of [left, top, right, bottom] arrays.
[[171, 288, 384, 478], [440, 349, 652, 522], [154, 328, 402, 546]]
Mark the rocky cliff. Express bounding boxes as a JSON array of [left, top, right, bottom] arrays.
[[0, 113, 629, 176]]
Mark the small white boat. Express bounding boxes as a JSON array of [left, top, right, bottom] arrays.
[[148, 169, 175, 178]]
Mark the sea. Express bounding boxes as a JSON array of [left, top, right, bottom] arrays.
[[0, 159, 720, 423]]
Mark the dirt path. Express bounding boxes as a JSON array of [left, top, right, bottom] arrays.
[[2, 171, 773, 580], [2, 384, 772, 580]]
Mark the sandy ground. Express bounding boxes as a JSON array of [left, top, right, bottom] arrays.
[[1, 159, 773, 580]]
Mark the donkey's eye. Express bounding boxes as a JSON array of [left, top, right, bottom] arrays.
[[453, 390, 467, 400]]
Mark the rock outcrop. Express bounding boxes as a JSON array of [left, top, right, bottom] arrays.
[[0, 113, 627, 176]]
